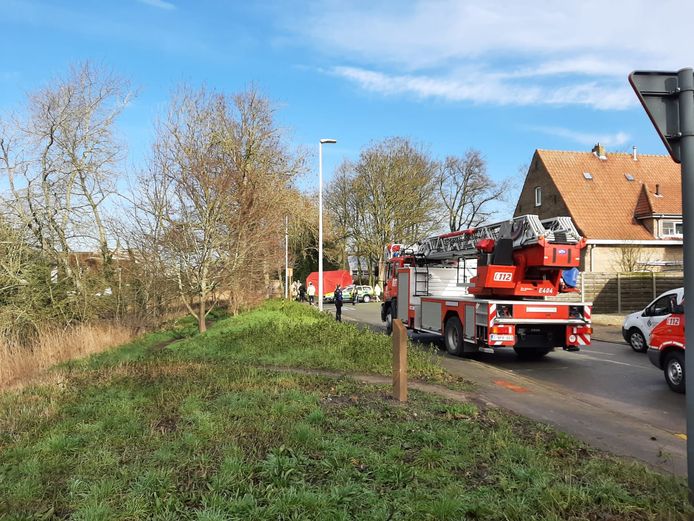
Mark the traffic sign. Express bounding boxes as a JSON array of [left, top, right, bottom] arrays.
[[631, 67, 694, 504], [629, 70, 688, 163]]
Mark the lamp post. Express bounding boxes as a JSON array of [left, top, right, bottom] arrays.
[[284, 216, 289, 299], [318, 138, 337, 311]]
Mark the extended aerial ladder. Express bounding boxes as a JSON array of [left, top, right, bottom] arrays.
[[416, 215, 583, 260], [388, 215, 586, 299]]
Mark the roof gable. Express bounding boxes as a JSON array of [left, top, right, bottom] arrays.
[[536, 150, 681, 240]]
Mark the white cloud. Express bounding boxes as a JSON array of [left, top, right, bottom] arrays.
[[137, 0, 176, 10], [333, 66, 636, 110], [300, 1, 689, 70], [287, 0, 693, 109], [528, 126, 631, 148]]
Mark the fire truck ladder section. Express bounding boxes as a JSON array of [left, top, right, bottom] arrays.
[[416, 215, 582, 261]]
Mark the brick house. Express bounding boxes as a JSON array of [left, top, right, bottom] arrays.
[[514, 145, 683, 272]]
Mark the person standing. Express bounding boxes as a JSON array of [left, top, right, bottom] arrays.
[[352, 285, 358, 306], [307, 281, 316, 305], [299, 283, 306, 302], [374, 283, 382, 302], [334, 284, 343, 321]]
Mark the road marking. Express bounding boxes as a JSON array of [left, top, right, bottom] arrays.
[[493, 379, 529, 393], [581, 349, 618, 356], [574, 354, 644, 368], [675, 433, 687, 440]]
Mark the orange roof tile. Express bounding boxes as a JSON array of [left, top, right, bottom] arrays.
[[537, 150, 681, 240], [634, 185, 652, 218]]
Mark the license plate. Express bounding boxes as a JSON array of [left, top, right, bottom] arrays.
[[490, 334, 514, 342]]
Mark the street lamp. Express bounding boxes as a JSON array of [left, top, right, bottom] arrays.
[[318, 138, 337, 312]]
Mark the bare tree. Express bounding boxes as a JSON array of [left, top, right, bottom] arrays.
[[437, 149, 511, 232], [327, 137, 439, 285], [0, 63, 131, 323], [614, 243, 653, 272], [135, 86, 303, 331]]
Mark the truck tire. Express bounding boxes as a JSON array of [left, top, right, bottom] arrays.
[[514, 347, 551, 360], [385, 306, 394, 335], [444, 316, 464, 356], [664, 350, 685, 393]]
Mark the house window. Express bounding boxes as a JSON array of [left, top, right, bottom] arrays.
[[661, 220, 683, 238], [534, 187, 542, 207]]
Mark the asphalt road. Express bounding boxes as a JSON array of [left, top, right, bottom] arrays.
[[325, 301, 687, 474]]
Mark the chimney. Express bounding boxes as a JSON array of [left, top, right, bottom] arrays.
[[632, 146, 638, 161], [655, 184, 661, 196], [591, 143, 607, 160]]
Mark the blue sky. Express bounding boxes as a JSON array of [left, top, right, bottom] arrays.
[[1, 0, 691, 208]]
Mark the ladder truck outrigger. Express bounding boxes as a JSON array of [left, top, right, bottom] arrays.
[[381, 215, 592, 359]]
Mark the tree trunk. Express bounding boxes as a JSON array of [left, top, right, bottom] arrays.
[[198, 297, 207, 333]]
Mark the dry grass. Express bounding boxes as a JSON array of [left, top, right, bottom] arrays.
[[0, 323, 136, 391]]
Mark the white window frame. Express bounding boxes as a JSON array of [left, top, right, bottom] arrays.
[[534, 186, 542, 207], [661, 219, 683, 238]]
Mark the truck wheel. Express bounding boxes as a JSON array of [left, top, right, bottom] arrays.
[[628, 328, 647, 353], [385, 307, 394, 335], [444, 316, 464, 356], [363, 295, 371, 303], [664, 351, 686, 393], [514, 347, 551, 360]]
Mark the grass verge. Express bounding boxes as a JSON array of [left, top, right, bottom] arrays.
[[0, 323, 135, 391], [0, 301, 691, 520]]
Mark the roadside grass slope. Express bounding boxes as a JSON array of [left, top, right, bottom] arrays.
[[0, 301, 691, 520]]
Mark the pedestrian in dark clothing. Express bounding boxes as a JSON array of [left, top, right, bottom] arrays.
[[352, 286, 358, 306], [299, 284, 306, 302], [334, 284, 343, 322]]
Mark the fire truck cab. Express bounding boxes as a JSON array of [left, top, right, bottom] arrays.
[[381, 215, 592, 359]]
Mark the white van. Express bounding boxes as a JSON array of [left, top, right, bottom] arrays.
[[622, 288, 683, 352]]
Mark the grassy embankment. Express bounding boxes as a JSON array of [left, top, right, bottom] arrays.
[[0, 301, 691, 520]]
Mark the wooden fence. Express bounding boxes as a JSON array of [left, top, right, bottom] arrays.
[[555, 272, 683, 314]]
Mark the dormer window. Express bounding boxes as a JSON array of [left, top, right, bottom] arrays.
[[534, 186, 542, 207], [662, 220, 683, 238]]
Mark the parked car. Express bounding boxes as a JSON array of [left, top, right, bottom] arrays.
[[622, 287, 683, 352], [343, 285, 374, 303], [647, 300, 685, 393]]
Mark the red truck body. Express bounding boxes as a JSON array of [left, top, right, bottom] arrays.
[[306, 270, 353, 297], [381, 216, 592, 359]]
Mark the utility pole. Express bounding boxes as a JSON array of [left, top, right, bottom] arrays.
[[318, 138, 337, 311], [285, 216, 289, 299], [630, 68, 694, 502], [678, 68, 694, 501]]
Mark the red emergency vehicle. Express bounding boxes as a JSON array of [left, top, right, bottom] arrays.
[[648, 299, 686, 393], [381, 215, 592, 359]]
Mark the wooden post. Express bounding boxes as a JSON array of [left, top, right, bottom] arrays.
[[392, 319, 408, 402]]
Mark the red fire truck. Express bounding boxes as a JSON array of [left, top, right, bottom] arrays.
[[381, 215, 592, 359]]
